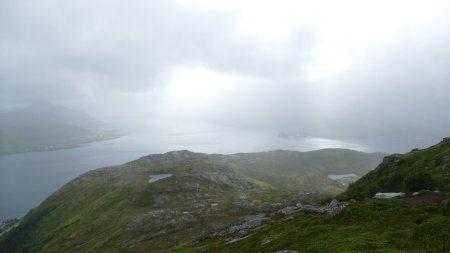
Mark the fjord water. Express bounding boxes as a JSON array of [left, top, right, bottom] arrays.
[[0, 128, 441, 220]]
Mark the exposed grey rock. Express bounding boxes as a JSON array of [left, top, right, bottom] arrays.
[[217, 214, 267, 236], [278, 206, 299, 215], [327, 199, 349, 216], [274, 251, 298, 253], [383, 154, 401, 170], [329, 199, 339, 207], [278, 199, 348, 216], [271, 202, 282, 208], [211, 203, 220, 211]]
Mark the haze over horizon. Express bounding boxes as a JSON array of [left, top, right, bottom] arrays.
[[2, 0, 450, 139]]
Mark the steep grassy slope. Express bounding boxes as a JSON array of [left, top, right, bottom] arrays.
[[339, 138, 450, 200], [0, 149, 383, 252]]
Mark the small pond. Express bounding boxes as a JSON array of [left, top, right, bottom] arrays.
[[148, 174, 173, 183]]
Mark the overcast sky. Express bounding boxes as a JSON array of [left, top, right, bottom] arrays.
[[1, 0, 450, 138]]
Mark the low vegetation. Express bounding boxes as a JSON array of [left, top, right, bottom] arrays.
[[0, 149, 383, 252], [339, 138, 450, 201], [178, 198, 449, 253], [178, 138, 450, 253], [2, 139, 449, 252]]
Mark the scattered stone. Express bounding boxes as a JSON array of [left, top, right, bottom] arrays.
[[278, 206, 299, 215], [274, 250, 298, 253], [271, 202, 282, 208]]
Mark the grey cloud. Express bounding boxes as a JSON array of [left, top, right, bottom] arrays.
[[0, 0, 316, 105], [1, 0, 450, 140]]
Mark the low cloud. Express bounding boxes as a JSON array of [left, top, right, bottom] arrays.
[[1, 0, 450, 138]]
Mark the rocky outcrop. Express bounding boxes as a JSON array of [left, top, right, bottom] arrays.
[[216, 214, 267, 236], [383, 154, 401, 170], [278, 199, 349, 216], [215, 199, 349, 240]]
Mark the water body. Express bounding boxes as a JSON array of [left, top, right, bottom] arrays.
[[0, 128, 442, 220], [328, 173, 358, 180], [149, 174, 173, 183]]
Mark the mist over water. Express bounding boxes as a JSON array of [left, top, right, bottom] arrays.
[[0, 125, 441, 220], [1, 0, 450, 224]]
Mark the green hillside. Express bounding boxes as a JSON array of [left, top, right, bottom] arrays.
[[339, 138, 450, 200], [178, 198, 450, 253], [178, 139, 450, 253], [0, 149, 383, 252]]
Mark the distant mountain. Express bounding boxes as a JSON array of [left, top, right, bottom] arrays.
[[0, 101, 120, 155], [0, 149, 384, 252], [0, 101, 102, 130]]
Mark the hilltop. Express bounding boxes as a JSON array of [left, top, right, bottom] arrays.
[[0, 149, 383, 252], [0, 101, 101, 129]]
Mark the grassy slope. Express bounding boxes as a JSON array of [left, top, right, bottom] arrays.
[[338, 138, 450, 200], [178, 199, 450, 253], [0, 125, 120, 155], [0, 149, 383, 252], [178, 139, 450, 253], [231, 149, 384, 192]]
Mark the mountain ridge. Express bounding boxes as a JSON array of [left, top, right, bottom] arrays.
[[0, 148, 384, 252], [0, 101, 121, 155]]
